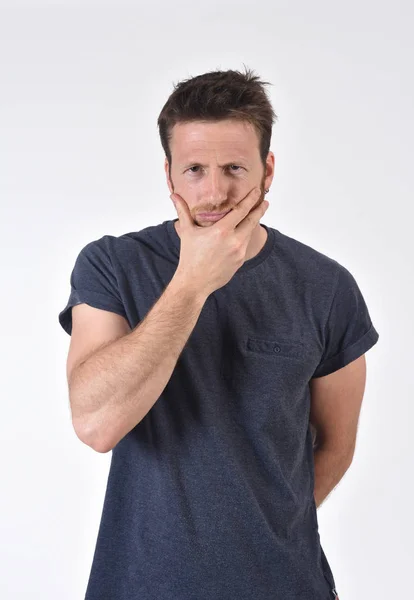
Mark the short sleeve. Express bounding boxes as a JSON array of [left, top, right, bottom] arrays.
[[311, 264, 379, 378], [58, 237, 127, 336]]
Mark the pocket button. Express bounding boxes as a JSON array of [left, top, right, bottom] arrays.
[[246, 336, 304, 360]]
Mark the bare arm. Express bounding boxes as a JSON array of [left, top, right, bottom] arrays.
[[69, 273, 208, 453], [310, 355, 367, 507]]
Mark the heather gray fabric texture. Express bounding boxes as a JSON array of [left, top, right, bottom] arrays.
[[58, 219, 379, 600]]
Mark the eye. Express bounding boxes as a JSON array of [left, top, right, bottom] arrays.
[[186, 165, 243, 174]]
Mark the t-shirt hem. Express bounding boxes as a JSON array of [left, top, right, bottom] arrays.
[[311, 323, 379, 378], [58, 288, 127, 335]]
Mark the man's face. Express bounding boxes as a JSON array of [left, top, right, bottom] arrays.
[[165, 119, 274, 227]]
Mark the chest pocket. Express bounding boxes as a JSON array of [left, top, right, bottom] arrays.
[[246, 336, 304, 360]]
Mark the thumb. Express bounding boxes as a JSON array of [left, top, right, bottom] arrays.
[[170, 193, 192, 228]]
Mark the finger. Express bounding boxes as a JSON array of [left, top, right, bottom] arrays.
[[220, 187, 262, 230], [235, 199, 269, 240]]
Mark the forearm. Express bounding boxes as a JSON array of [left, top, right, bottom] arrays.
[[313, 444, 352, 508], [69, 272, 208, 453]]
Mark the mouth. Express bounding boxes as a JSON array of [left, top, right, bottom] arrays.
[[198, 210, 231, 220]]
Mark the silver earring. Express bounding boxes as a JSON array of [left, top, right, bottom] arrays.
[[265, 188, 269, 194]]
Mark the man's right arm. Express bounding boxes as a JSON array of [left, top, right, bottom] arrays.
[[68, 273, 208, 453]]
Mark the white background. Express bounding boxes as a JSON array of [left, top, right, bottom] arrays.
[[0, 1, 411, 598]]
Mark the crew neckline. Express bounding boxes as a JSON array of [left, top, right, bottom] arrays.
[[164, 218, 276, 274]]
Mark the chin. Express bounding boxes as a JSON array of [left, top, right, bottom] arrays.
[[195, 220, 214, 227]]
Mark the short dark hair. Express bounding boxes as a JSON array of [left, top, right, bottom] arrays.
[[157, 65, 278, 176]]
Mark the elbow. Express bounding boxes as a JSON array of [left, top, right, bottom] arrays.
[[72, 418, 113, 454], [316, 440, 355, 470]]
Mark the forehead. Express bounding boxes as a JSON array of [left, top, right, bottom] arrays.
[[170, 120, 259, 157]]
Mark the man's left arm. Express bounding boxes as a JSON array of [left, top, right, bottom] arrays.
[[309, 354, 367, 508]]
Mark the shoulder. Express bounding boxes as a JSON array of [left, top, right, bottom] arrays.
[[93, 222, 170, 258], [80, 223, 165, 261], [271, 227, 346, 286]]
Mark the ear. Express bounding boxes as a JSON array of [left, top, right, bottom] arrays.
[[264, 151, 275, 192], [164, 157, 173, 195]]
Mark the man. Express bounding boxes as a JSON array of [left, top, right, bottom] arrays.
[[59, 66, 379, 599]]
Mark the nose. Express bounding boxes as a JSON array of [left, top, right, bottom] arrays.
[[202, 171, 229, 209]]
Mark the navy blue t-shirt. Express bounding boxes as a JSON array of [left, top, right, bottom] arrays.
[[59, 219, 379, 600]]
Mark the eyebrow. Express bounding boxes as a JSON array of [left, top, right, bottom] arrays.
[[180, 159, 250, 169]]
